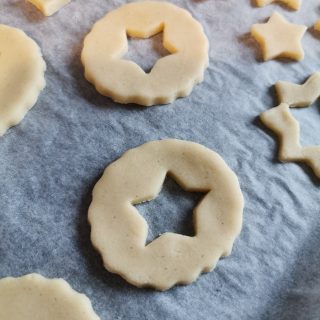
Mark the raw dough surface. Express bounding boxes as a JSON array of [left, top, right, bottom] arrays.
[[255, 0, 301, 10], [4, 1, 320, 318], [276, 72, 320, 107], [0, 274, 100, 320], [0, 24, 46, 136], [27, 0, 71, 16], [89, 139, 244, 291], [260, 73, 320, 177], [251, 12, 306, 61], [81, 1, 209, 106]]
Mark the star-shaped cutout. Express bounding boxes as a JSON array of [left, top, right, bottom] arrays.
[[135, 175, 205, 244], [251, 12, 307, 61], [256, 0, 301, 10], [260, 73, 320, 178], [124, 32, 171, 74]]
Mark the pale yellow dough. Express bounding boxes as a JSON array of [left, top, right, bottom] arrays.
[[89, 139, 244, 291], [0, 24, 46, 136], [0, 274, 100, 320], [276, 72, 320, 107], [27, 0, 71, 16], [81, 1, 209, 106], [251, 12, 306, 61], [256, 0, 301, 10], [314, 20, 320, 32], [260, 73, 320, 177]]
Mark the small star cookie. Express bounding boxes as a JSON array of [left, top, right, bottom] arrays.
[[260, 73, 320, 178], [256, 0, 301, 10], [276, 72, 320, 107], [89, 139, 244, 290], [251, 12, 307, 61], [314, 20, 320, 32], [27, 0, 70, 16], [81, 1, 209, 106]]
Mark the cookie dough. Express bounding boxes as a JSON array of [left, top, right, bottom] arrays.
[[260, 73, 320, 177], [251, 12, 306, 61], [27, 0, 71, 16], [276, 72, 320, 107], [89, 139, 244, 291], [81, 1, 209, 106], [255, 0, 301, 10], [0, 274, 100, 320], [0, 24, 46, 136], [314, 20, 320, 32]]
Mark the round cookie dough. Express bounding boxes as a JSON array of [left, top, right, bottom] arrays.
[[81, 1, 209, 106], [0, 274, 100, 320], [0, 25, 46, 136], [89, 139, 244, 291]]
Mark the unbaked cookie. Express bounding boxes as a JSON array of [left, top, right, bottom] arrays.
[[27, 0, 71, 16], [0, 24, 46, 136], [89, 139, 244, 291], [251, 12, 306, 61], [260, 73, 320, 177], [0, 274, 100, 320], [255, 0, 301, 10], [81, 1, 209, 106], [276, 72, 320, 107]]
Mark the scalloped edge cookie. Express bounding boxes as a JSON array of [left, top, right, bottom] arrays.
[[89, 139, 244, 291], [0, 274, 100, 319], [81, 1, 209, 106], [0, 24, 46, 136]]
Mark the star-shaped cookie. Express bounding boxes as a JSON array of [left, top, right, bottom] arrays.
[[256, 0, 301, 10], [276, 72, 320, 107], [315, 20, 320, 32], [251, 12, 307, 61], [260, 73, 320, 178], [27, 0, 70, 16]]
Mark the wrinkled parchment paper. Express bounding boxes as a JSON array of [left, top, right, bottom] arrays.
[[1, 0, 320, 319]]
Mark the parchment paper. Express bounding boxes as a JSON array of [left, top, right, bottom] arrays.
[[0, 0, 320, 319]]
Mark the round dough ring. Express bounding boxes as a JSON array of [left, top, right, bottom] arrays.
[[81, 1, 209, 106], [0, 274, 100, 319], [89, 139, 244, 291], [0, 25, 46, 136]]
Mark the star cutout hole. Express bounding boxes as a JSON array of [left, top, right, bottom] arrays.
[[291, 101, 320, 146], [123, 31, 171, 74], [135, 175, 206, 245]]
